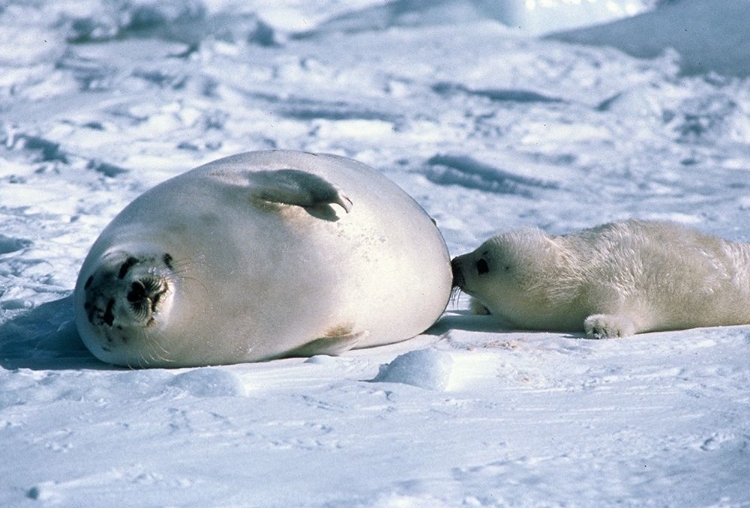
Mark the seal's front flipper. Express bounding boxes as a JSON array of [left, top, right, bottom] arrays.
[[286, 330, 369, 358], [251, 169, 352, 213], [209, 168, 352, 218], [583, 314, 636, 339]]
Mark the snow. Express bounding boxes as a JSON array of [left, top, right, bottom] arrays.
[[1, 0, 750, 506]]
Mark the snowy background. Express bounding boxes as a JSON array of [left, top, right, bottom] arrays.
[[2, 0, 750, 506]]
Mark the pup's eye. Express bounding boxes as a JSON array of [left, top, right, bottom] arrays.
[[476, 258, 489, 275]]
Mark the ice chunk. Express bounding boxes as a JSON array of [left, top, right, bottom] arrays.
[[372, 349, 454, 391], [169, 368, 246, 397]]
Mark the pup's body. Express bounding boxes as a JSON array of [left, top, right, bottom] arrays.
[[451, 220, 750, 338]]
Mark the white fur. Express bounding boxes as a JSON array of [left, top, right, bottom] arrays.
[[452, 220, 750, 338]]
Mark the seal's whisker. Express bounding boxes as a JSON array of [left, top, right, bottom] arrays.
[[450, 287, 462, 308]]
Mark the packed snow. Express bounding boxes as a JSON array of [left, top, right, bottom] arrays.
[[2, 0, 750, 506]]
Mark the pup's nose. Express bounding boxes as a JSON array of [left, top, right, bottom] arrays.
[[451, 257, 463, 287]]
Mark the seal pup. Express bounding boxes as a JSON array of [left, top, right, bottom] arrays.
[[451, 219, 750, 338], [75, 150, 452, 367]]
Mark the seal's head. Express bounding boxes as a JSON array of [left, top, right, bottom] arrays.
[[451, 228, 562, 319], [75, 249, 176, 366]]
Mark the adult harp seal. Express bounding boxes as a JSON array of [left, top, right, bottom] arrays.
[[75, 151, 452, 367]]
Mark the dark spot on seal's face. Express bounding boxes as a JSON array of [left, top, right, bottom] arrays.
[[103, 299, 115, 327], [84, 301, 96, 324], [163, 253, 174, 270], [84, 275, 94, 290], [118, 257, 140, 279]]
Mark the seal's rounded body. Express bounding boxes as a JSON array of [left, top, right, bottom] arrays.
[[452, 220, 750, 338], [75, 151, 452, 367]]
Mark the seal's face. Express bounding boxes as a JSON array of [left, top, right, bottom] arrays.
[[452, 236, 518, 297], [451, 229, 554, 316], [77, 250, 175, 362]]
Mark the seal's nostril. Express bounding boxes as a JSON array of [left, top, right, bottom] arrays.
[[127, 281, 147, 303]]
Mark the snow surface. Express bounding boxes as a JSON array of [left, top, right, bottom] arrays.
[[2, 0, 750, 506]]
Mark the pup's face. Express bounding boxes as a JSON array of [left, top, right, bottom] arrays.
[[452, 235, 515, 302], [451, 229, 553, 315]]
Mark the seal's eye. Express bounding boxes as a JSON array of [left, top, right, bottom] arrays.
[[476, 258, 489, 275]]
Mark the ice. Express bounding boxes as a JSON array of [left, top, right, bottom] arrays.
[[2, 0, 750, 506], [294, 0, 655, 36], [168, 368, 247, 398], [549, 0, 750, 77], [371, 348, 454, 391]]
